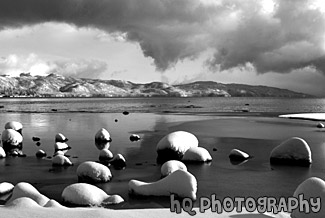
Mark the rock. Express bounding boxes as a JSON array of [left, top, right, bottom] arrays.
[[1, 129, 23, 146], [156, 131, 199, 163], [129, 170, 197, 200], [32, 136, 41, 142], [229, 149, 250, 161], [95, 128, 112, 150], [35, 150, 47, 158], [182, 147, 212, 162], [62, 183, 124, 206], [0, 182, 14, 195], [291, 177, 325, 218], [4, 121, 23, 134], [99, 149, 114, 162], [270, 137, 312, 166], [122, 111, 129, 115], [317, 122, 325, 128], [36, 142, 41, 146], [43, 199, 66, 208], [130, 134, 141, 142], [161, 160, 187, 177], [0, 147, 6, 158], [6, 182, 49, 206], [52, 155, 73, 166], [110, 154, 126, 170], [54, 142, 71, 154], [77, 161, 112, 183], [55, 133, 68, 142]]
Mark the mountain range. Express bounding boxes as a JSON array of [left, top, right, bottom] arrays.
[[0, 73, 311, 98]]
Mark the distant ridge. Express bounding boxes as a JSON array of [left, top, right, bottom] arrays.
[[0, 73, 312, 98]]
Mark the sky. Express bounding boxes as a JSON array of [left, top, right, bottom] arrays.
[[0, 0, 325, 96]]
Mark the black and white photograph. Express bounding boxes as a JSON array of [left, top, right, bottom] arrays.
[[0, 0, 324, 217]]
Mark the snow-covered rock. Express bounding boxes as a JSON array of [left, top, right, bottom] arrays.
[[130, 134, 141, 142], [54, 142, 71, 154], [52, 155, 73, 166], [229, 149, 250, 161], [0, 147, 6, 158], [156, 131, 199, 163], [62, 183, 124, 206], [95, 128, 112, 150], [291, 177, 325, 218], [1, 129, 23, 146], [129, 170, 197, 200], [182, 147, 212, 162], [0, 182, 14, 195], [270, 137, 312, 166], [110, 154, 126, 170], [161, 160, 187, 177], [43, 199, 66, 208], [99, 149, 114, 162], [77, 161, 112, 183], [35, 149, 47, 158], [6, 182, 49, 206], [5, 121, 23, 134], [317, 122, 325, 128], [55, 133, 68, 142]]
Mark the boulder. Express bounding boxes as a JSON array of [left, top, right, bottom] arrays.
[[62, 183, 124, 206], [130, 134, 141, 142], [0, 182, 14, 195], [55, 133, 68, 142], [270, 137, 312, 166], [52, 155, 73, 166], [95, 128, 112, 150], [1, 129, 23, 146], [99, 149, 114, 162], [5, 121, 23, 134], [6, 182, 49, 206], [110, 154, 126, 170], [129, 170, 197, 200], [161, 160, 187, 177], [229, 149, 250, 161], [182, 147, 212, 162], [0, 147, 6, 158], [77, 161, 112, 183], [54, 142, 71, 154], [317, 122, 325, 128], [291, 177, 325, 218], [35, 150, 47, 158], [156, 131, 199, 163]]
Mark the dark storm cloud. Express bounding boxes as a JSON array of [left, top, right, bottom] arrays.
[[0, 0, 325, 74]]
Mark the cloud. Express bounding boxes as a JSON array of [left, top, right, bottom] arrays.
[[0, 54, 108, 78], [0, 0, 325, 74]]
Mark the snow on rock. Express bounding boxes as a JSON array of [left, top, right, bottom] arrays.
[[99, 149, 114, 162], [129, 170, 197, 200], [1, 129, 23, 146], [6, 182, 49, 206], [62, 183, 124, 206], [95, 128, 112, 150], [43, 199, 66, 208], [0, 147, 6, 158], [229, 149, 250, 161], [55, 133, 68, 142], [5, 197, 41, 208], [0, 182, 14, 195], [35, 149, 47, 158], [5, 121, 23, 133], [54, 142, 71, 154], [77, 161, 112, 183], [161, 160, 187, 177], [317, 122, 325, 128], [279, 113, 325, 121], [182, 147, 212, 162], [156, 131, 199, 163], [270, 137, 312, 166], [52, 155, 73, 166], [291, 177, 325, 218], [110, 154, 126, 170], [130, 134, 141, 142]]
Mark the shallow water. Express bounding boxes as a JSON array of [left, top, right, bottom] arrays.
[[0, 111, 324, 209]]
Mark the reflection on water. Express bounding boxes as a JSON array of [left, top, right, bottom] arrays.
[[0, 112, 324, 209]]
